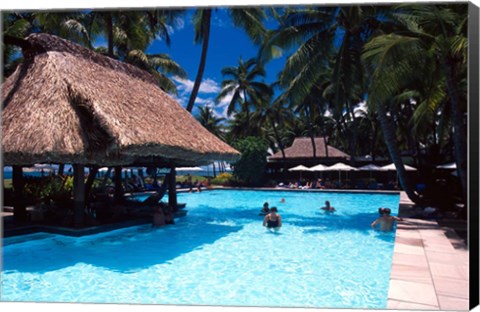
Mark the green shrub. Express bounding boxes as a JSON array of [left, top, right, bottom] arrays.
[[211, 172, 233, 186], [232, 136, 269, 186]]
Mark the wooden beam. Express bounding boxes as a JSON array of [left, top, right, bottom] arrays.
[[114, 166, 123, 203], [168, 165, 178, 212], [73, 164, 85, 228]]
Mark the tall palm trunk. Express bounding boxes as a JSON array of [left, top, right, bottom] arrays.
[[377, 103, 421, 203], [105, 12, 114, 58], [186, 9, 212, 113], [346, 102, 358, 165], [270, 116, 287, 177], [243, 89, 250, 132], [443, 58, 467, 203], [306, 106, 317, 159]]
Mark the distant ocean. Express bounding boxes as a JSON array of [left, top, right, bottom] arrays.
[[2, 169, 228, 180]]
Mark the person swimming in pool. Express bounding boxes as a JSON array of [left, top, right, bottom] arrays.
[[371, 207, 403, 231], [320, 200, 335, 212], [263, 207, 282, 231], [260, 202, 270, 215]]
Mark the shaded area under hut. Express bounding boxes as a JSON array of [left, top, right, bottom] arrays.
[[2, 33, 240, 229]]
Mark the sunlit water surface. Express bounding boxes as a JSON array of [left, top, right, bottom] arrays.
[[2, 190, 400, 308]]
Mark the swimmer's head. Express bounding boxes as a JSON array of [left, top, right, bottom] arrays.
[[263, 202, 269, 207], [270, 207, 278, 212]]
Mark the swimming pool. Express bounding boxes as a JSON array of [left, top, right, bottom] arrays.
[[1, 189, 400, 308]]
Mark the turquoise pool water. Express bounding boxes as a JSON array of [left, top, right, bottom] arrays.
[[1, 189, 400, 308]]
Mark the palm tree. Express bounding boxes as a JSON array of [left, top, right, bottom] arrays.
[[262, 6, 395, 163], [196, 106, 225, 138], [125, 50, 187, 95], [251, 93, 294, 176], [186, 7, 267, 113], [216, 57, 272, 133], [362, 3, 468, 202]]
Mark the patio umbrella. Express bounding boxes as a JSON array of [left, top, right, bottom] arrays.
[[381, 163, 417, 171], [381, 163, 417, 186], [358, 163, 386, 179], [436, 162, 456, 170], [309, 164, 328, 171], [288, 165, 311, 180], [326, 162, 358, 183], [357, 164, 386, 171]]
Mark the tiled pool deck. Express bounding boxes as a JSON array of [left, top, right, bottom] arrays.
[[387, 192, 469, 310]]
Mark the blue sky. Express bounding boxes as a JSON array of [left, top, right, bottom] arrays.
[[143, 8, 288, 119]]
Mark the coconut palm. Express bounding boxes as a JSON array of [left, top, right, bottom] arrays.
[[196, 106, 225, 139], [125, 50, 187, 95], [216, 57, 272, 132], [251, 94, 295, 175], [186, 7, 267, 113], [362, 3, 468, 202]]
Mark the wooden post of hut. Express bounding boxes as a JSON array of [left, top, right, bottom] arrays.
[[114, 166, 123, 203], [73, 164, 85, 228], [12, 165, 27, 223], [168, 165, 178, 212]]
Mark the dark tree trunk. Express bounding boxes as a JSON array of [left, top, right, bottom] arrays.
[[346, 102, 358, 165], [186, 9, 212, 113], [306, 107, 317, 159], [443, 58, 467, 203], [271, 117, 287, 178], [105, 12, 114, 58], [377, 103, 421, 203], [84, 166, 99, 203], [12, 166, 27, 224]]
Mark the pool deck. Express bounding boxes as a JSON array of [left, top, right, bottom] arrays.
[[387, 192, 469, 311]]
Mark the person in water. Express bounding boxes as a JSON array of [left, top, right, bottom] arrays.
[[260, 202, 270, 215], [371, 207, 403, 231], [263, 207, 282, 231], [320, 200, 335, 212]]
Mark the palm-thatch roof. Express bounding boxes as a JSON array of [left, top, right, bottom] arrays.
[[2, 33, 240, 167], [268, 137, 349, 162]]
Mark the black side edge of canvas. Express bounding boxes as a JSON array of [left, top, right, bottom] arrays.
[[468, 1, 480, 310]]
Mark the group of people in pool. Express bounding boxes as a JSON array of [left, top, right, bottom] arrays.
[[259, 200, 403, 232]]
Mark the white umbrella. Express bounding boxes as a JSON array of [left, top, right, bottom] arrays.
[[357, 164, 386, 171], [358, 163, 386, 179], [309, 164, 328, 171], [288, 165, 312, 172], [326, 162, 358, 183], [327, 162, 359, 171], [436, 162, 456, 170], [288, 165, 311, 180], [381, 163, 417, 171]]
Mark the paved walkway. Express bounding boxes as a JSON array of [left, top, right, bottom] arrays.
[[387, 192, 469, 310]]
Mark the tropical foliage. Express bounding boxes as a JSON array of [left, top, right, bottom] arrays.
[[2, 3, 469, 209]]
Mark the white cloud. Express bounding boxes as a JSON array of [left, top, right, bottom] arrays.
[[173, 76, 221, 94]]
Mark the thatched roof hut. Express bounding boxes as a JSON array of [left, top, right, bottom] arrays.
[[268, 137, 349, 164], [2, 33, 240, 167]]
